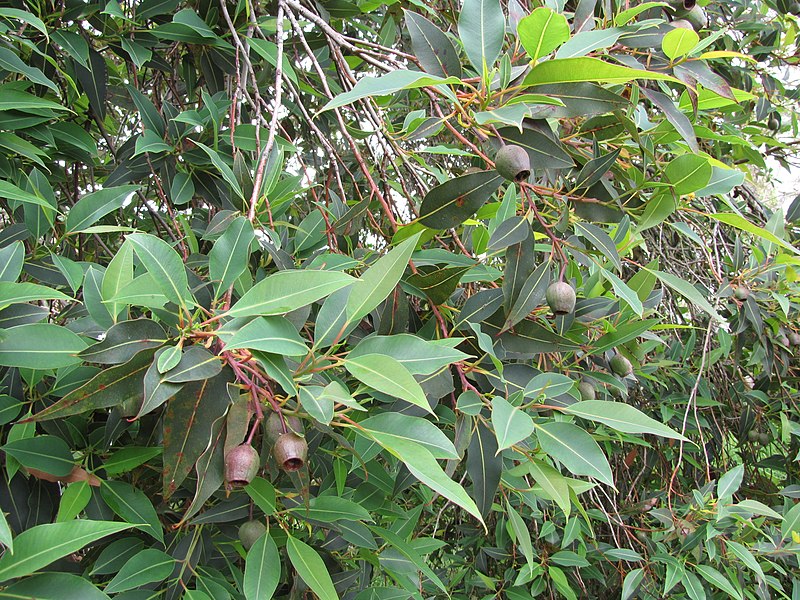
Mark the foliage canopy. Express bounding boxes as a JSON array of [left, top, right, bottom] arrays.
[[0, 0, 798, 598]]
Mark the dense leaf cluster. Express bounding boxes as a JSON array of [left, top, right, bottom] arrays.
[[0, 0, 798, 598]]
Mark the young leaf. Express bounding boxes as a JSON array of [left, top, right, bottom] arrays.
[[286, 535, 339, 600]]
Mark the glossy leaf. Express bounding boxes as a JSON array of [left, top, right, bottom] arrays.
[[536, 422, 614, 486], [0, 521, 131, 582], [419, 171, 503, 229], [227, 270, 356, 317]]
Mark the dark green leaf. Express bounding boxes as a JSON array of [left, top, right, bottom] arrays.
[[419, 171, 503, 229]]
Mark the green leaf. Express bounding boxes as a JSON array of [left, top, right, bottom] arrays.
[[621, 568, 644, 600], [665, 154, 712, 195], [209, 216, 255, 295], [320, 70, 460, 112], [103, 447, 163, 476], [517, 7, 570, 62], [505, 500, 535, 567], [491, 396, 534, 451], [524, 372, 575, 399], [163, 372, 233, 497], [56, 481, 91, 522], [644, 267, 723, 322], [65, 185, 139, 233], [222, 316, 308, 357], [562, 401, 687, 441], [0, 520, 131, 582], [349, 334, 470, 375], [101, 240, 134, 322], [227, 269, 356, 317], [127, 232, 193, 307], [662, 27, 700, 60], [245, 477, 276, 515], [419, 171, 504, 229], [346, 233, 420, 322], [101, 480, 164, 543], [457, 0, 505, 73], [523, 57, 678, 86], [31, 350, 153, 421], [781, 501, 800, 540], [369, 435, 485, 527], [104, 549, 174, 593], [708, 212, 800, 256], [0, 241, 23, 283], [0, 573, 111, 599], [162, 345, 223, 383], [345, 354, 430, 413], [193, 140, 244, 200], [0, 179, 62, 211], [0, 282, 71, 308], [504, 261, 550, 330], [298, 385, 334, 425], [536, 422, 614, 486], [600, 269, 644, 317], [286, 535, 340, 600], [717, 464, 744, 498], [529, 460, 571, 516], [78, 318, 166, 364], [404, 11, 461, 78], [358, 412, 459, 459], [0, 509, 11, 553], [0, 323, 87, 369], [466, 421, 502, 518], [574, 222, 621, 272], [2, 435, 74, 476], [289, 496, 373, 523], [244, 533, 280, 600], [694, 565, 743, 600]]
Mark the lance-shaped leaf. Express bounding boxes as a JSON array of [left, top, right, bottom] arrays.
[[65, 185, 139, 233], [320, 70, 460, 112], [127, 233, 193, 308], [101, 480, 164, 543], [358, 412, 458, 459], [458, 0, 505, 72], [406, 264, 470, 305], [0, 323, 87, 369], [286, 535, 339, 600], [79, 319, 166, 364], [467, 421, 502, 518], [31, 350, 153, 421], [368, 433, 485, 528], [137, 349, 184, 418], [529, 460, 571, 516], [523, 57, 680, 86], [346, 233, 420, 323], [227, 269, 356, 317], [562, 400, 688, 441], [536, 422, 614, 487], [0, 521, 132, 582], [349, 333, 470, 375], [0, 282, 71, 308], [405, 11, 461, 77], [221, 316, 309, 357], [419, 171, 503, 229], [209, 215, 254, 295], [1, 572, 110, 599], [2, 435, 74, 477], [104, 549, 174, 594], [503, 261, 550, 330], [244, 533, 281, 600], [0, 240, 23, 282], [345, 354, 430, 413], [162, 370, 233, 497], [491, 396, 534, 451], [162, 345, 223, 383]]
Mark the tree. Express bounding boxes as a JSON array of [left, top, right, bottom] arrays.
[[0, 0, 797, 597]]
